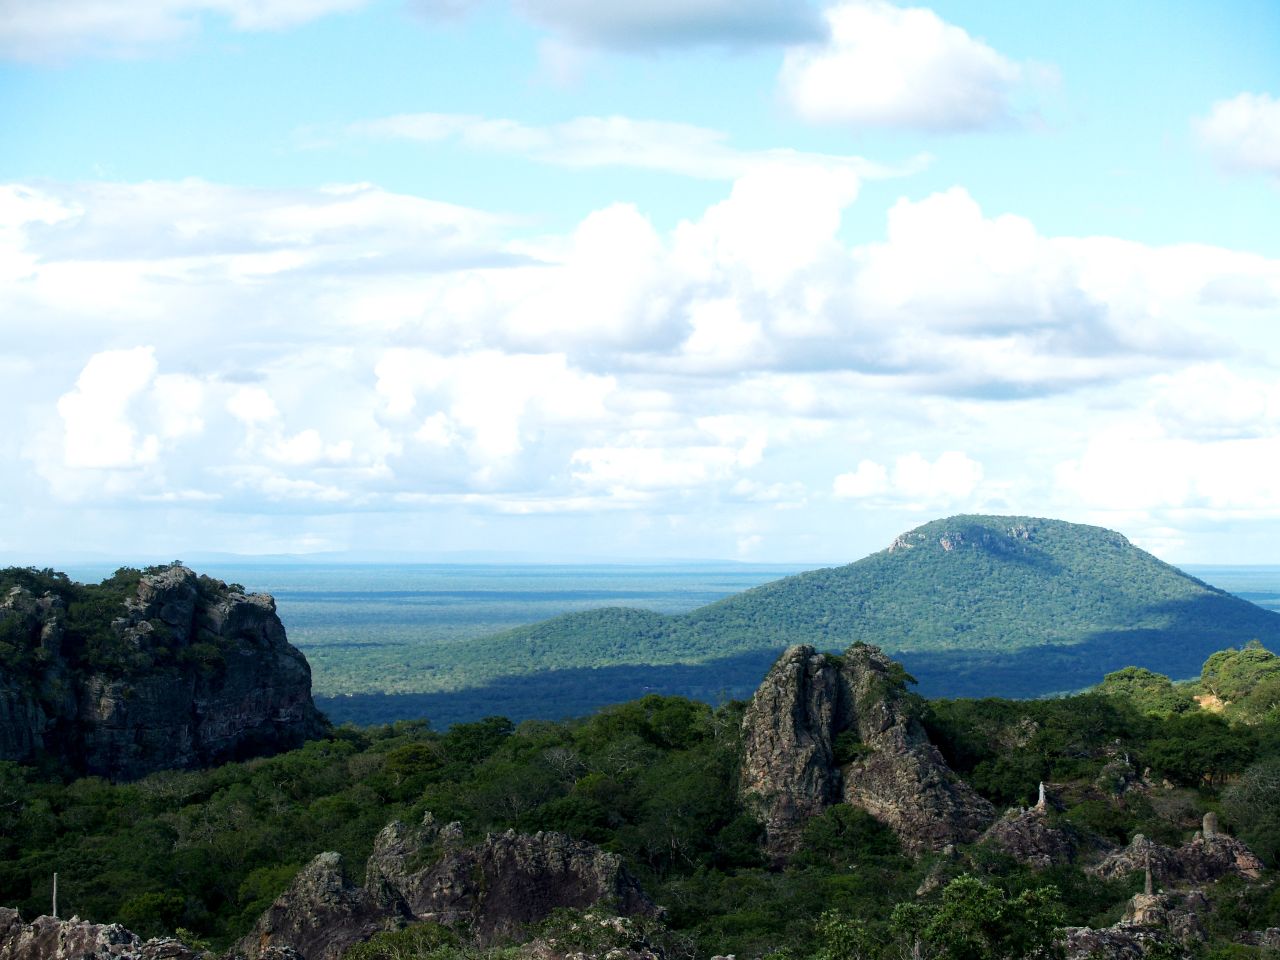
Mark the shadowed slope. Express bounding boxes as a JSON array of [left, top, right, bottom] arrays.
[[431, 516, 1280, 708]]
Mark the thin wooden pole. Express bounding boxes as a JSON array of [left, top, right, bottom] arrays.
[[52, 873, 58, 919]]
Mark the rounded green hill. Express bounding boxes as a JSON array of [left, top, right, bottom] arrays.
[[467, 515, 1280, 699]]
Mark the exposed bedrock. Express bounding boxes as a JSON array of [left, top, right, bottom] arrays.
[[234, 815, 658, 960], [0, 565, 327, 780], [739, 643, 995, 859], [0, 909, 200, 960]]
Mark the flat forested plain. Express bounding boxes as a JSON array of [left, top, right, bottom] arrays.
[[61, 561, 810, 726], [61, 518, 1280, 728]]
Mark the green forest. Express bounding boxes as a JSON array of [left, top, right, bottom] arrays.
[[324, 516, 1280, 723], [4, 642, 1280, 960]]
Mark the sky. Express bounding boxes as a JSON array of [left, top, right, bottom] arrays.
[[1, 0, 1279, 565]]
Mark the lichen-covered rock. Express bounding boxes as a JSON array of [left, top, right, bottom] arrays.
[[0, 566, 327, 781], [1123, 890, 1208, 942], [1058, 889, 1208, 959], [738, 646, 846, 858], [0, 909, 201, 960], [1091, 832, 1264, 885], [233, 853, 398, 960], [236, 819, 658, 960], [838, 645, 995, 855], [739, 643, 994, 858], [1058, 924, 1177, 960], [980, 806, 1097, 869]]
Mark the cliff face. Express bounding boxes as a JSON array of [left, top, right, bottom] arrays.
[[235, 814, 658, 960], [739, 643, 995, 859], [0, 565, 327, 781]]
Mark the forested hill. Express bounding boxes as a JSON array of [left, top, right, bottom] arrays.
[[455, 515, 1280, 700]]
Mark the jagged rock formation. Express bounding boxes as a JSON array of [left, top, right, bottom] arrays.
[[0, 909, 200, 960], [0, 565, 326, 780], [980, 805, 1101, 869], [235, 852, 394, 960], [1091, 831, 1264, 885], [1123, 890, 1208, 941], [1059, 924, 1175, 960], [235, 815, 658, 960], [739, 643, 995, 858], [1059, 889, 1209, 959]]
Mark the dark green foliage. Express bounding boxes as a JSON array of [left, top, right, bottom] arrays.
[[1223, 756, 1280, 865], [431, 516, 1280, 705], [792, 807, 899, 869], [890, 875, 1066, 960], [1203, 642, 1280, 701], [118, 892, 187, 940], [1145, 713, 1257, 787], [0, 564, 243, 684], [923, 693, 1151, 807], [1097, 667, 1196, 717], [6, 643, 1280, 960], [1202, 642, 1280, 723]]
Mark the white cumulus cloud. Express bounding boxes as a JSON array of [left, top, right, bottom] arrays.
[[1195, 92, 1280, 179], [779, 0, 1028, 133], [56, 347, 162, 469]]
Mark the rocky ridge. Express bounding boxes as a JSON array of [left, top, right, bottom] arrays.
[[234, 814, 658, 960], [0, 565, 327, 781], [739, 643, 995, 858], [1090, 822, 1265, 885], [0, 909, 200, 960]]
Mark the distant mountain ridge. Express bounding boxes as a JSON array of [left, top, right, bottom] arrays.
[[451, 515, 1280, 702]]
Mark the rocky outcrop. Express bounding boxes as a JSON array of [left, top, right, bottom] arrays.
[[1091, 831, 1264, 885], [737, 646, 846, 857], [0, 909, 200, 960], [235, 815, 658, 960], [1059, 890, 1208, 959], [0, 566, 327, 780], [235, 853, 395, 960], [1123, 890, 1208, 942], [739, 643, 994, 859], [1059, 924, 1175, 960], [980, 806, 1098, 869]]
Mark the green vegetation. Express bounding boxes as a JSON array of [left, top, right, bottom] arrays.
[[1097, 666, 1197, 717], [5, 643, 1280, 959], [353, 516, 1280, 711], [1199, 642, 1280, 723], [0, 565, 247, 682]]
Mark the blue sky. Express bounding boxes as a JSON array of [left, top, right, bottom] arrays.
[[2, 0, 1279, 564]]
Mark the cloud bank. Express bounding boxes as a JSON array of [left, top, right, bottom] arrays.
[[4, 167, 1279, 555]]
